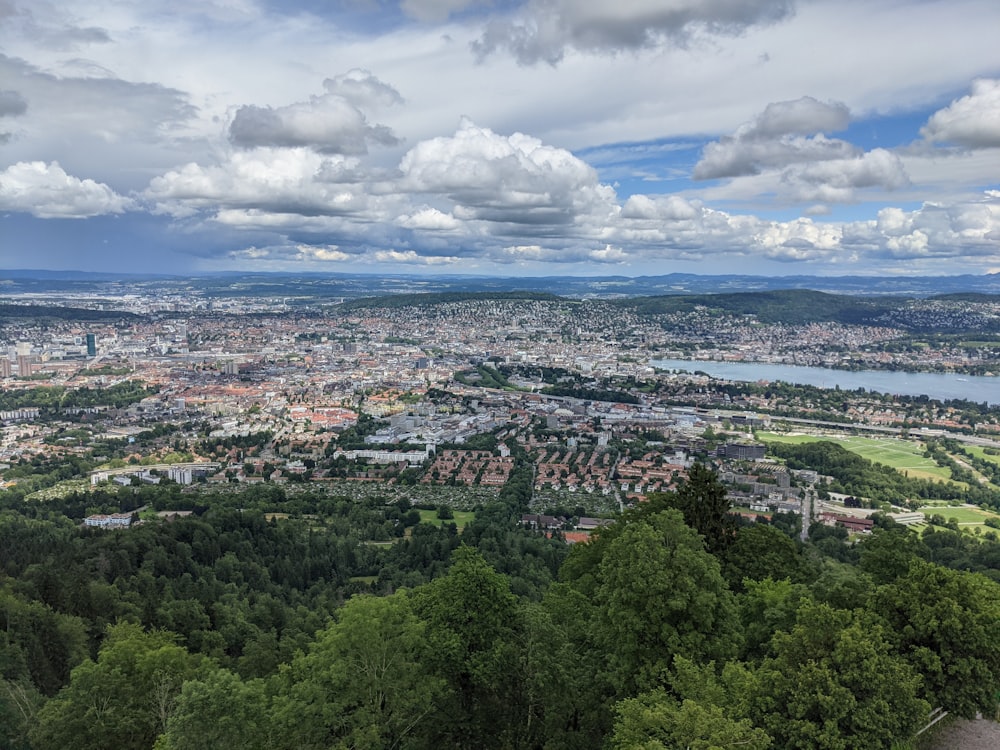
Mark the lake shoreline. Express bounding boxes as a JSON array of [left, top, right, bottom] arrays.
[[651, 358, 1000, 406]]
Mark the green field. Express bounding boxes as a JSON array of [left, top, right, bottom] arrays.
[[758, 432, 954, 482], [916, 504, 1000, 527], [963, 444, 1000, 469], [417, 509, 476, 529]]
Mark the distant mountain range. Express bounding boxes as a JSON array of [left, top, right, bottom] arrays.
[[2, 269, 1000, 298]]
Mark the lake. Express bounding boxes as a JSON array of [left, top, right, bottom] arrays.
[[650, 359, 999, 406]]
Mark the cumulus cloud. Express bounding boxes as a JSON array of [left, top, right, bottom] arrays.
[[473, 0, 795, 65], [743, 96, 850, 138], [693, 96, 910, 202], [227, 243, 355, 264], [847, 195, 1000, 260], [322, 69, 403, 111], [780, 148, 909, 202], [296, 244, 351, 262], [621, 194, 699, 220], [0, 160, 131, 218], [228, 82, 400, 154], [139, 112, 995, 271], [695, 133, 858, 179], [396, 207, 462, 231], [694, 96, 854, 179], [374, 249, 460, 264], [145, 149, 374, 218], [921, 78, 1000, 149], [399, 118, 616, 226]]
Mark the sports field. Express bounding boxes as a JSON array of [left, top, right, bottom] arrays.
[[758, 432, 954, 482], [916, 504, 1000, 527], [417, 509, 476, 529]]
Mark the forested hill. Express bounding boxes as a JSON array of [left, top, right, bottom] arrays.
[[609, 289, 901, 324], [338, 288, 999, 333], [338, 290, 565, 310], [0, 304, 139, 322], [610, 288, 1000, 332]]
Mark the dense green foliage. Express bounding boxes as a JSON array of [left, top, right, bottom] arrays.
[[611, 288, 1000, 332], [766, 439, 1000, 508], [0, 304, 138, 322], [0, 380, 156, 412], [611, 289, 896, 324], [3, 466, 1000, 749]]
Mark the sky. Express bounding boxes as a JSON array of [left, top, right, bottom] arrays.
[[1, 0, 999, 278]]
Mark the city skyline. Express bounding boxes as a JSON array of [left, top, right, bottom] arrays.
[[1, 0, 999, 277]]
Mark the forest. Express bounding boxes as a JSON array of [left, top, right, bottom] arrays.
[[2, 465, 1000, 749]]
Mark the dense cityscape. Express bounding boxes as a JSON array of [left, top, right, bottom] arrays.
[[3, 279, 1000, 750]]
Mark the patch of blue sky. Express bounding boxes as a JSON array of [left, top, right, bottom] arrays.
[[575, 137, 706, 197], [839, 107, 932, 151], [258, 0, 518, 33], [721, 199, 927, 224], [258, 0, 411, 33]]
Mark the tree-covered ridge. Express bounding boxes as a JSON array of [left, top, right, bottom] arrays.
[[0, 304, 139, 322], [338, 290, 565, 310], [610, 289, 896, 323], [2, 468, 1000, 749], [610, 288, 1000, 332], [0, 381, 156, 412]]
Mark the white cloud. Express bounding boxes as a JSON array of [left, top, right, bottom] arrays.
[[227, 242, 356, 264], [0, 55, 196, 141], [589, 244, 628, 263], [780, 148, 909, 202], [743, 97, 850, 139], [692, 96, 909, 203], [473, 0, 794, 65], [849, 192, 1000, 261], [296, 244, 351, 262], [694, 96, 854, 179], [399, 118, 616, 226], [621, 194, 699, 221], [373, 249, 460, 264], [0, 160, 131, 217], [145, 148, 376, 218], [396, 207, 462, 231], [922, 78, 1000, 149], [322, 69, 403, 111], [228, 79, 400, 154], [3, 0, 999, 275], [695, 133, 859, 180]]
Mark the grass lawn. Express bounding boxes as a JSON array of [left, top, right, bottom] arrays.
[[758, 432, 954, 482], [417, 508, 476, 529], [756, 432, 819, 445], [963, 445, 1000, 469], [916, 504, 1000, 529]]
